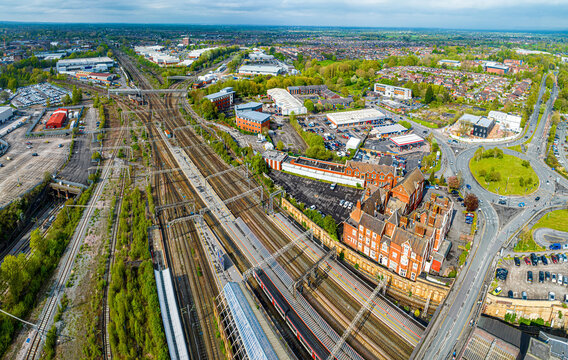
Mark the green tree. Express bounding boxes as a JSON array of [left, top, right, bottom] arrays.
[[62, 94, 71, 105], [71, 86, 82, 104], [276, 140, 284, 151], [304, 99, 315, 113], [424, 85, 434, 104], [91, 151, 102, 162]]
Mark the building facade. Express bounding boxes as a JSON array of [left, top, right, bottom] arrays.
[[205, 87, 235, 110], [46, 109, 68, 129], [374, 83, 412, 100], [235, 110, 270, 134]]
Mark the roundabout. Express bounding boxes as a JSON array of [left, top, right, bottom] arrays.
[[469, 152, 539, 196]]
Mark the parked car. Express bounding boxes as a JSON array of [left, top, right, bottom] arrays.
[[31, 153, 38, 156], [508, 290, 514, 298], [522, 291, 528, 300], [539, 271, 545, 283], [564, 276, 568, 286], [558, 274, 563, 284], [542, 255, 549, 265], [550, 243, 561, 250], [552, 273, 557, 283], [492, 287, 502, 295], [549, 292, 555, 301], [527, 271, 533, 283], [551, 254, 559, 264], [466, 184, 471, 190], [535, 196, 541, 201], [530, 253, 538, 266], [524, 256, 531, 265], [514, 256, 521, 266], [546, 271, 551, 281], [496, 268, 508, 281], [518, 202, 525, 207], [340, 199, 345, 207]]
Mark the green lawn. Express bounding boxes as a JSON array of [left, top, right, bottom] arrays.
[[469, 155, 539, 195], [507, 144, 523, 153], [412, 118, 439, 128], [532, 209, 568, 233]]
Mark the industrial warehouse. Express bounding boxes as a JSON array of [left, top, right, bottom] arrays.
[[266, 88, 307, 115], [56, 56, 115, 73], [327, 108, 386, 128]]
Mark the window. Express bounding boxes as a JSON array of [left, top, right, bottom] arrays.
[[371, 241, 376, 249], [359, 234, 363, 241], [372, 232, 377, 239], [400, 269, 407, 277], [391, 251, 397, 259], [401, 256, 408, 266], [359, 225, 364, 232], [413, 263, 418, 270], [382, 242, 388, 253], [403, 244, 410, 256], [366, 229, 371, 236], [352, 229, 357, 236], [411, 252, 416, 260], [410, 272, 416, 281]]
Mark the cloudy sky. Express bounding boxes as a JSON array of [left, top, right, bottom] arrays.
[[0, 0, 567, 30]]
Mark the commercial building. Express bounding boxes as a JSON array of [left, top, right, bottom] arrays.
[[205, 87, 235, 110], [390, 134, 425, 150], [346, 137, 362, 150], [235, 110, 270, 134], [374, 83, 412, 100], [488, 110, 522, 132], [56, 57, 115, 73], [379, 99, 410, 114], [188, 47, 216, 59], [75, 71, 116, 85], [0, 106, 14, 123], [369, 123, 408, 138], [238, 63, 287, 76], [459, 114, 495, 138], [235, 102, 262, 112], [327, 109, 386, 128], [263, 151, 288, 171], [438, 59, 461, 67], [46, 108, 68, 129], [266, 88, 307, 115], [472, 117, 495, 138], [483, 61, 509, 75]]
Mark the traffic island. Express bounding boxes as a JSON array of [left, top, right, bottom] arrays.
[[469, 150, 539, 196]]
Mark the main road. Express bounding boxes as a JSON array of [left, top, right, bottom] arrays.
[[409, 71, 568, 359]]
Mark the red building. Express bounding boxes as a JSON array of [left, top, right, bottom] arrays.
[[235, 110, 270, 134], [46, 109, 67, 129], [205, 87, 235, 110]]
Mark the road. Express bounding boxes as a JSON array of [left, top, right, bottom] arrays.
[[409, 71, 568, 359]]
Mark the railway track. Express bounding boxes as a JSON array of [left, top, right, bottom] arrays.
[[115, 48, 420, 360], [22, 105, 129, 360], [101, 168, 127, 360]]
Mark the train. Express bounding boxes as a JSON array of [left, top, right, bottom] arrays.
[[254, 269, 334, 360]]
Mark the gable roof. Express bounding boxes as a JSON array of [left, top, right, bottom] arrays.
[[395, 168, 424, 196], [346, 161, 395, 176]]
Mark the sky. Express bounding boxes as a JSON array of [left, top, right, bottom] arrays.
[[0, 0, 567, 31]]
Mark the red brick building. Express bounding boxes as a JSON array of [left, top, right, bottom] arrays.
[[341, 168, 454, 281], [235, 110, 270, 134], [205, 87, 235, 110]]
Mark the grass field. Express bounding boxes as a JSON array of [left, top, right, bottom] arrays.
[[469, 154, 539, 195], [507, 144, 523, 153], [533, 209, 568, 233]]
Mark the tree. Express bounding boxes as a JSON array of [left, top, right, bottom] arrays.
[[448, 176, 461, 189], [71, 86, 82, 104], [107, 50, 114, 58], [62, 94, 71, 105], [276, 141, 284, 151], [91, 151, 102, 162], [519, 177, 525, 187], [304, 99, 315, 113], [429, 172, 436, 184], [464, 193, 479, 212], [424, 85, 434, 104]]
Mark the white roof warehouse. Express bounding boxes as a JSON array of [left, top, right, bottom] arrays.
[[327, 108, 386, 128]]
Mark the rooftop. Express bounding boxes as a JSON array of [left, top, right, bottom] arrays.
[[371, 123, 408, 135], [263, 150, 288, 163], [266, 88, 304, 109], [327, 108, 386, 126], [237, 110, 271, 123], [56, 56, 114, 65], [390, 134, 424, 146], [235, 102, 262, 111]]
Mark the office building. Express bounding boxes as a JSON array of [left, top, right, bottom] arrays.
[[374, 83, 412, 100], [205, 87, 235, 110], [235, 102, 263, 112], [235, 110, 270, 134]]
